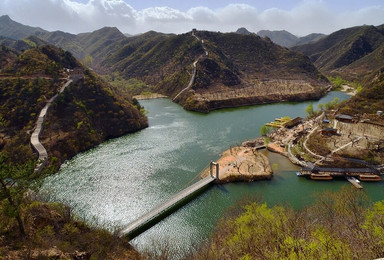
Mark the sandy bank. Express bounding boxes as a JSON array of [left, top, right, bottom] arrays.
[[201, 146, 273, 183]]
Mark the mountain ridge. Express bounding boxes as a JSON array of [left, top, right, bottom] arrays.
[[0, 15, 47, 40], [292, 24, 384, 80]]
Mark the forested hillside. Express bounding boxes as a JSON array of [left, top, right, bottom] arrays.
[[106, 30, 329, 112], [0, 45, 147, 166]]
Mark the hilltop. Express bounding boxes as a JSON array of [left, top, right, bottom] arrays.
[[292, 24, 384, 80]]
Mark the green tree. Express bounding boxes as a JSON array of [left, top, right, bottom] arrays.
[[305, 103, 314, 117], [260, 125, 271, 136], [0, 153, 35, 237], [83, 54, 93, 68]]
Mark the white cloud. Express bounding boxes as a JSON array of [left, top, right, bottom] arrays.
[[337, 6, 384, 30], [139, 7, 189, 23], [187, 7, 217, 24], [0, 0, 383, 36]]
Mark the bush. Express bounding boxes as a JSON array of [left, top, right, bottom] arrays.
[[189, 187, 380, 260]]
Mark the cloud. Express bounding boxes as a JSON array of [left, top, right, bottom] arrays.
[[0, 0, 383, 36], [258, 1, 335, 35], [187, 7, 217, 24], [337, 5, 384, 30]]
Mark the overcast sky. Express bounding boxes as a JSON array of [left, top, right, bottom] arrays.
[[1, 0, 383, 36]]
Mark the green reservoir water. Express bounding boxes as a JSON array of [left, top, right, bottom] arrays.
[[41, 92, 384, 256]]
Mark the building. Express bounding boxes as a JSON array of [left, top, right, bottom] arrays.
[[321, 127, 338, 136], [336, 114, 353, 123], [283, 117, 302, 128], [68, 68, 84, 81]]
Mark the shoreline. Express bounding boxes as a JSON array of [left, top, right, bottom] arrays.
[[133, 93, 168, 100]]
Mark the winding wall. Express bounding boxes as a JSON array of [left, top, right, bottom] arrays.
[[31, 79, 72, 173]]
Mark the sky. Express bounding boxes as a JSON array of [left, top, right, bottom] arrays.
[[0, 0, 383, 36]]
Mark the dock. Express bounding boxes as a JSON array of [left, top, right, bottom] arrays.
[[299, 167, 377, 177], [346, 176, 363, 189], [297, 166, 382, 188], [119, 174, 217, 239]]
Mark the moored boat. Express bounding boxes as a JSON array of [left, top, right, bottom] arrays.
[[310, 174, 333, 180], [359, 174, 382, 182]]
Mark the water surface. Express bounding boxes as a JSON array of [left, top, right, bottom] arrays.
[[42, 92, 384, 256]]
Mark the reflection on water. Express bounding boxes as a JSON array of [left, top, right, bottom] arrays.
[[41, 92, 384, 256]]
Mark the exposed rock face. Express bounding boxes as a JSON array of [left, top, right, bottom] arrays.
[[183, 79, 328, 112]]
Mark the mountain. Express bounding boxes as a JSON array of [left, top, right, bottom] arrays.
[[295, 33, 326, 46], [257, 30, 326, 47], [0, 44, 147, 165], [257, 30, 298, 47], [292, 25, 384, 80], [0, 15, 46, 40], [0, 16, 329, 112], [236, 27, 252, 35], [105, 30, 329, 112], [0, 35, 50, 52], [34, 27, 129, 72], [340, 67, 384, 115]]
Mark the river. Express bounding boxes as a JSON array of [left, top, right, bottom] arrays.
[[41, 92, 384, 257]]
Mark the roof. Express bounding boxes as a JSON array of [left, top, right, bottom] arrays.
[[322, 127, 337, 132], [336, 114, 353, 120]]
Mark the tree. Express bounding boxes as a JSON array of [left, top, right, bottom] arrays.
[[305, 103, 314, 117], [259, 125, 271, 136], [83, 54, 93, 68], [0, 153, 36, 237]]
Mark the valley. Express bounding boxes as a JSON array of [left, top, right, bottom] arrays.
[[1, 11, 384, 260]]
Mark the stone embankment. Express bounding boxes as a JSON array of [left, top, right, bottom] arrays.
[[31, 79, 72, 173]]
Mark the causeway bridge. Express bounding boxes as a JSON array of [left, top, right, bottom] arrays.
[[119, 162, 220, 239]]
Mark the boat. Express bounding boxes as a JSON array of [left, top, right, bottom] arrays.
[[351, 177, 360, 183], [359, 174, 382, 182], [310, 174, 333, 180]]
